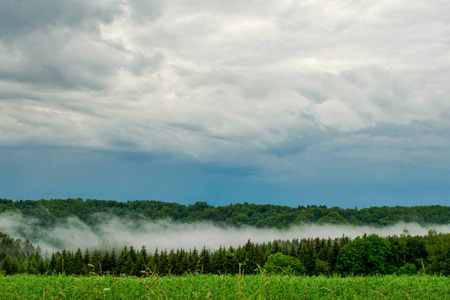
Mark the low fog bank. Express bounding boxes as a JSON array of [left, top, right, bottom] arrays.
[[0, 212, 448, 253]]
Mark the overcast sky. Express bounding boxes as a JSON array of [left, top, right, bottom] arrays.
[[1, 0, 449, 208]]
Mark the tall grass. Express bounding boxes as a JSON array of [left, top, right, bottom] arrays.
[[0, 273, 448, 299]]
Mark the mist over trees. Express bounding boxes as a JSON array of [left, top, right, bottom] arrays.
[[0, 230, 449, 276], [0, 198, 448, 228], [0, 198, 448, 276]]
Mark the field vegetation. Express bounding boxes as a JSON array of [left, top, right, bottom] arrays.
[[0, 273, 448, 299]]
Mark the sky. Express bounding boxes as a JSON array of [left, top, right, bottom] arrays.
[[1, 0, 449, 208]]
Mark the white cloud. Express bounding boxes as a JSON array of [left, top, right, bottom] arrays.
[[1, 0, 450, 174]]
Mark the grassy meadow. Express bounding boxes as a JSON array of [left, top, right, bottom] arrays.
[[0, 273, 448, 299]]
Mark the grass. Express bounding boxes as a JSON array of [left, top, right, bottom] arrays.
[[0, 273, 448, 299]]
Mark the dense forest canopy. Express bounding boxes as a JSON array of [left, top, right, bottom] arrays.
[[0, 198, 449, 228]]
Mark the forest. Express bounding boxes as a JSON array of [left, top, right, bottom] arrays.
[[0, 198, 449, 228], [0, 230, 449, 276], [0, 198, 449, 277]]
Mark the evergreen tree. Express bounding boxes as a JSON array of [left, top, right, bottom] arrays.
[[49, 252, 58, 274], [28, 252, 45, 274], [271, 241, 281, 254], [129, 246, 137, 264], [116, 247, 134, 275], [108, 249, 117, 275], [158, 249, 168, 275], [212, 246, 227, 274], [90, 249, 103, 275], [83, 249, 91, 266], [152, 248, 160, 274], [136, 246, 149, 276], [298, 240, 315, 275], [72, 248, 85, 275], [189, 248, 200, 273], [199, 247, 211, 273], [180, 249, 190, 274], [167, 249, 180, 275], [60, 250, 70, 274], [2, 255, 18, 275]]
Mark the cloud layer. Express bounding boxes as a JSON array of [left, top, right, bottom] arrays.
[[1, 1, 450, 205]]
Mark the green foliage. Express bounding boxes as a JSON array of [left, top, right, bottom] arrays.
[[425, 230, 450, 275], [0, 274, 448, 299], [263, 253, 305, 275], [1, 198, 448, 228], [1, 229, 450, 277], [336, 234, 394, 275], [398, 263, 418, 275]]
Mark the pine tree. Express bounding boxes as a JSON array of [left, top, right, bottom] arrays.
[[108, 249, 117, 275], [180, 249, 190, 274], [271, 241, 281, 254], [83, 249, 91, 266], [49, 252, 58, 274], [129, 246, 137, 264], [167, 249, 180, 275], [73, 248, 85, 275], [199, 247, 212, 273], [298, 240, 315, 275], [28, 252, 45, 274], [116, 247, 134, 275], [136, 246, 149, 276], [212, 246, 227, 274], [90, 249, 103, 275], [158, 249, 168, 275], [225, 246, 238, 274], [2, 255, 17, 275], [242, 240, 257, 274], [153, 248, 160, 274]]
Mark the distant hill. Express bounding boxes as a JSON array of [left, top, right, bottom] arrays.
[[0, 198, 448, 228]]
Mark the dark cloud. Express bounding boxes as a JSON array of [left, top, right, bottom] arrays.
[[0, 0, 121, 38], [1, 1, 449, 206]]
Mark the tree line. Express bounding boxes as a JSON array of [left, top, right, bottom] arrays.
[[0, 198, 449, 228], [0, 230, 448, 276]]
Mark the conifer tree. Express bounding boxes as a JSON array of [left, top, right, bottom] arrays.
[[199, 246, 211, 273], [73, 248, 85, 275], [158, 249, 168, 274], [116, 247, 134, 275], [226, 246, 238, 274], [153, 248, 160, 274], [49, 252, 58, 274], [28, 252, 45, 274], [136, 246, 149, 276], [271, 241, 281, 254], [129, 246, 137, 264], [90, 249, 103, 275], [212, 246, 227, 274], [1, 255, 17, 275], [108, 249, 117, 275], [167, 249, 180, 275], [83, 249, 91, 266], [180, 249, 190, 274], [189, 248, 200, 273]]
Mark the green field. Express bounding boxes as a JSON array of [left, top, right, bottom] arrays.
[[0, 274, 448, 299]]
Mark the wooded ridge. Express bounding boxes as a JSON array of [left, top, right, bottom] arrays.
[[0, 198, 448, 228]]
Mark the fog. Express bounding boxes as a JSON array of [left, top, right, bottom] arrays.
[[0, 212, 448, 253]]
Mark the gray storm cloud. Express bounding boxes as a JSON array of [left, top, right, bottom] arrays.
[[0, 212, 448, 253], [1, 0, 449, 171]]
